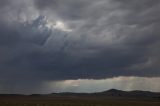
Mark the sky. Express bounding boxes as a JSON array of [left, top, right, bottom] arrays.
[[0, 0, 160, 94]]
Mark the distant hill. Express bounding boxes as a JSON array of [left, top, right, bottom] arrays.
[[50, 89, 160, 99], [0, 89, 160, 99], [96, 89, 160, 98]]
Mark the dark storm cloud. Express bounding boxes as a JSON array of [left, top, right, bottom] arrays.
[[0, 0, 160, 93], [33, 0, 160, 77], [0, 0, 9, 8], [34, 0, 93, 20]]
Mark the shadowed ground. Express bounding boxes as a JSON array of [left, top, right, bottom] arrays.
[[0, 95, 160, 106]]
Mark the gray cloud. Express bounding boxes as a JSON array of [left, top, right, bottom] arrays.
[[0, 0, 160, 93]]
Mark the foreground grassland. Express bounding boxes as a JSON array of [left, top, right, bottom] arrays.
[[0, 96, 160, 106]]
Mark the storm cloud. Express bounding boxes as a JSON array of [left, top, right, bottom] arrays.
[[0, 0, 160, 93]]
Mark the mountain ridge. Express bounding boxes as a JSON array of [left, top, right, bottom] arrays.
[[1, 89, 160, 99]]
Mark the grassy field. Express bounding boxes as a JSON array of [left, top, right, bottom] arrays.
[[0, 96, 160, 106]]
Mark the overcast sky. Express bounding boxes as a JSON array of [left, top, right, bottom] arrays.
[[0, 0, 160, 94]]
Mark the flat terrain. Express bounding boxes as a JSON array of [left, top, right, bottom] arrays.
[[0, 95, 160, 106]]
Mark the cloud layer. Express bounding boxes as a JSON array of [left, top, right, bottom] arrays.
[[0, 0, 160, 93]]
